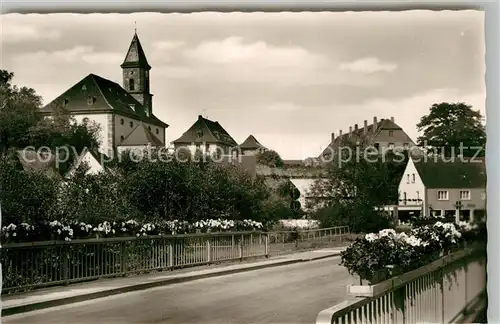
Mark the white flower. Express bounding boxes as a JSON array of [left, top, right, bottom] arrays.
[[13, 232, 17, 237], [365, 233, 378, 242]]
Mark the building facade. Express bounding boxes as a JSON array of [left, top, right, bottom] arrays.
[[396, 156, 486, 222], [39, 32, 168, 157], [319, 116, 416, 162], [173, 115, 239, 157]]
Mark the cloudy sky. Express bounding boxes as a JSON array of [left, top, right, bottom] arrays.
[[1, 11, 485, 159]]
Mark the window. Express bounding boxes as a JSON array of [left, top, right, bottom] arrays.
[[120, 119, 124, 125], [403, 192, 407, 202], [81, 85, 87, 91], [416, 191, 420, 200], [406, 174, 410, 184], [87, 96, 96, 105], [129, 121, 133, 128], [374, 143, 380, 150], [145, 70, 149, 78], [129, 78, 135, 91], [63, 98, 69, 106], [460, 190, 471, 200], [389, 130, 394, 136], [412, 173, 415, 183], [129, 70, 134, 75], [437, 191, 449, 201], [156, 128, 159, 135], [148, 126, 152, 131], [120, 135, 125, 141]]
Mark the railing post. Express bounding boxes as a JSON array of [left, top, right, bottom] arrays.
[[239, 234, 244, 261], [264, 234, 269, 258], [168, 242, 174, 269], [62, 245, 70, 285], [207, 239, 211, 264], [120, 241, 127, 275], [231, 234, 235, 256], [393, 286, 406, 324]]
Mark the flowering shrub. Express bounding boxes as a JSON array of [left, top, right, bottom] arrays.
[[340, 221, 484, 284], [1, 218, 265, 243]]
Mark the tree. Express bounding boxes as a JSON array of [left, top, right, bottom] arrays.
[[0, 70, 43, 152], [256, 150, 284, 168], [307, 140, 407, 232], [416, 102, 486, 157]]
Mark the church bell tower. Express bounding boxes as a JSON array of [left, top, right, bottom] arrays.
[[121, 31, 153, 116]]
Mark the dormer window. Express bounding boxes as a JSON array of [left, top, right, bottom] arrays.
[[63, 98, 69, 106], [81, 85, 87, 91], [196, 130, 203, 138], [87, 96, 96, 105]]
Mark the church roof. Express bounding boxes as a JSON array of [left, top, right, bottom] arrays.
[[40, 73, 168, 128], [173, 115, 238, 146], [120, 32, 151, 70], [119, 122, 164, 147], [239, 135, 267, 150]]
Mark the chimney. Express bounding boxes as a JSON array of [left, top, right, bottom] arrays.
[[364, 120, 368, 134], [198, 115, 203, 120], [339, 129, 343, 138], [349, 126, 352, 136], [373, 117, 378, 133], [331, 132, 335, 143], [354, 124, 358, 132], [391, 116, 395, 123]]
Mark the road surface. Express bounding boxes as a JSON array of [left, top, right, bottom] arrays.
[[4, 256, 355, 324]]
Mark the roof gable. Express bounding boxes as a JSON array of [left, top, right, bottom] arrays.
[[120, 32, 151, 69], [119, 122, 164, 147], [173, 115, 238, 146], [414, 156, 486, 189], [240, 135, 266, 150]]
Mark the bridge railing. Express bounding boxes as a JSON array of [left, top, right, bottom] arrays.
[[1, 226, 349, 294], [316, 244, 486, 324]]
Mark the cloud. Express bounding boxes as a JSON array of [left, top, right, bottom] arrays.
[[11, 46, 123, 66], [152, 41, 186, 51], [1, 23, 61, 43], [266, 102, 303, 112], [339, 57, 398, 74], [183, 36, 329, 68]]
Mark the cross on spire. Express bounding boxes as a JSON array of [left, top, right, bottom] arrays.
[[134, 21, 137, 33]]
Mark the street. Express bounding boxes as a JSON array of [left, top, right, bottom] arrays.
[[3, 256, 355, 324]]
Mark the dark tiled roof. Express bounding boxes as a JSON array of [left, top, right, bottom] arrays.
[[40, 74, 168, 128], [319, 118, 413, 158], [414, 157, 486, 189], [119, 122, 164, 147], [120, 32, 151, 70], [240, 135, 266, 150], [173, 115, 238, 146]]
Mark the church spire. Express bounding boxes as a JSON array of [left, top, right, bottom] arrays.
[[120, 31, 151, 70]]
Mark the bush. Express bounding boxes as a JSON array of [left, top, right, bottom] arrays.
[[340, 221, 483, 284]]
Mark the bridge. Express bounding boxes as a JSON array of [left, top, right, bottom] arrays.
[[3, 256, 355, 324]]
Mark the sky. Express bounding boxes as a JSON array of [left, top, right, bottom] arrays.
[[1, 11, 486, 159]]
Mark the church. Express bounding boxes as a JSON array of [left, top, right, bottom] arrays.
[[40, 32, 169, 156]]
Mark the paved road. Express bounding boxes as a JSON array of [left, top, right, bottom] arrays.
[[4, 256, 355, 324]]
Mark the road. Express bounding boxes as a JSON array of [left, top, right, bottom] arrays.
[[3, 256, 355, 324]]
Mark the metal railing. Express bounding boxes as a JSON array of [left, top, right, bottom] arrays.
[[1, 226, 349, 294], [316, 244, 486, 324]]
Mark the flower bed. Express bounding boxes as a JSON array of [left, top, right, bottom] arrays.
[[340, 220, 486, 286], [1, 218, 264, 243]]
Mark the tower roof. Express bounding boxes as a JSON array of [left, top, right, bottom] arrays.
[[121, 32, 151, 70]]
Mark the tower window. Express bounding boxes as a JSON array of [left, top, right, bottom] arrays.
[[156, 128, 159, 135], [120, 119, 124, 125], [129, 121, 133, 128], [87, 96, 96, 105], [129, 78, 135, 91], [129, 70, 134, 75]]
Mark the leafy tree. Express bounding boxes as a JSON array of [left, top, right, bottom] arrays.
[[416, 102, 486, 157], [0, 153, 59, 225], [256, 150, 284, 168], [307, 140, 407, 232], [0, 70, 43, 152]]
